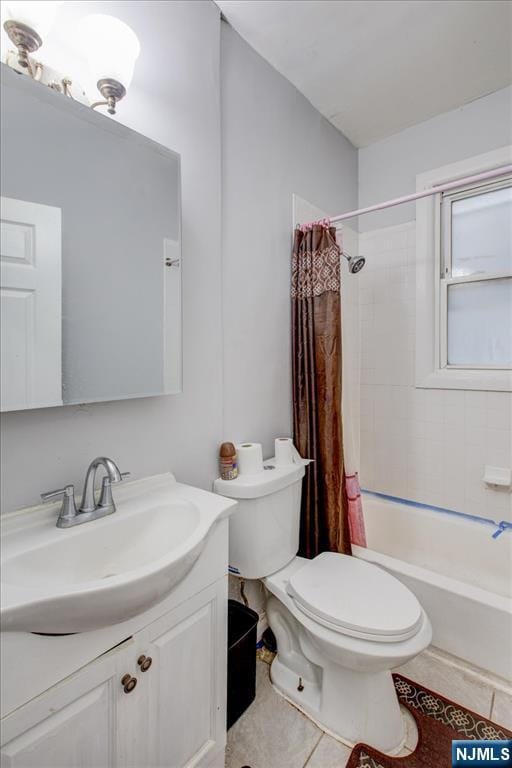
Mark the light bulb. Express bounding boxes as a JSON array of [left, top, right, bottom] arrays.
[[80, 14, 140, 90], [1, 1, 64, 39]]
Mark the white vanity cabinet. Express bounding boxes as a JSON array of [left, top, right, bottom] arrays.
[[1, 580, 226, 768], [1, 475, 235, 768]]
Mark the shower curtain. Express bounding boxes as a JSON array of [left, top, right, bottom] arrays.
[[292, 222, 351, 558]]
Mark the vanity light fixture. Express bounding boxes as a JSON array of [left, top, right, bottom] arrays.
[[2, 1, 63, 75], [80, 14, 141, 115], [1, 4, 140, 116]]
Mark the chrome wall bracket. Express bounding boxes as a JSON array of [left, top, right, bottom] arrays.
[[91, 78, 126, 115]]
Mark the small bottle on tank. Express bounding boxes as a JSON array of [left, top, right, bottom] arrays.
[[219, 442, 238, 481]]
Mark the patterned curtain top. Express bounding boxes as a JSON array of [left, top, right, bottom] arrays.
[[292, 224, 341, 299]]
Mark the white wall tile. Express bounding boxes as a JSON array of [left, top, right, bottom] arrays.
[[465, 402, 487, 430], [486, 429, 512, 466], [424, 390, 445, 423], [464, 424, 488, 448], [465, 487, 490, 517], [444, 392, 466, 427], [486, 392, 512, 414], [465, 390, 488, 412], [358, 222, 511, 520], [409, 388, 427, 422], [487, 403, 512, 431], [485, 489, 512, 522]]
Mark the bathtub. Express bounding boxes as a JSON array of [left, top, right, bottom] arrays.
[[353, 493, 512, 682]]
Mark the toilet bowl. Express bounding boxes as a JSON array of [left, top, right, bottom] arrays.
[[214, 458, 432, 753], [264, 554, 432, 753]]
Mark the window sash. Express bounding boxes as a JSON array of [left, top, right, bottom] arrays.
[[438, 179, 512, 372]]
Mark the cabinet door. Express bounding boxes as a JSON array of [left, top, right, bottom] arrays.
[[0, 637, 141, 768], [137, 579, 227, 768]]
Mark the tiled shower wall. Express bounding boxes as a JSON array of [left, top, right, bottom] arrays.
[[358, 222, 512, 523]]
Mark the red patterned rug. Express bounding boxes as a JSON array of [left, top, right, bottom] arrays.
[[346, 674, 512, 768]]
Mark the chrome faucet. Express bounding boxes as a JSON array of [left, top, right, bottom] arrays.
[[80, 456, 123, 513], [41, 457, 130, 528]]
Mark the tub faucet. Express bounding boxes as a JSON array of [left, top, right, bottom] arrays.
[[41, 456, 129, 528]]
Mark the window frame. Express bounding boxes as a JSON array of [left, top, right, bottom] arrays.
[[415, 146, 512, 392], [438, 177, 512, 371]]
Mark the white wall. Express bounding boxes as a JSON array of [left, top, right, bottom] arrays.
[[358, 86, 512, 232], [1, 0, 222, 511], [1, 5, 359, 512], [221, 23, 358, 457], [220, 31, 357, 634], [357, 89, 512, 522]]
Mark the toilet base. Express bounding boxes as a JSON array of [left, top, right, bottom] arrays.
[[264, 560, 431, 754], [269, 653, 407, 755]]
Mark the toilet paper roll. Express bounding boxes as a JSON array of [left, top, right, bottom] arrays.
[[275, 437, 295, 466], [236, 442, 264, 475], [275, 437, 312, 467]]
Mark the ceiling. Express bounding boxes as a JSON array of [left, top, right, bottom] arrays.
[[216, 0, 512, 147]]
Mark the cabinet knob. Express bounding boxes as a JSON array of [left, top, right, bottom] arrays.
[[137, 654, 153, 672], [121, 674, 137, 693]]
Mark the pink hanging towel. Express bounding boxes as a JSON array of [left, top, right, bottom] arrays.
[[346, 473, 367, 547]]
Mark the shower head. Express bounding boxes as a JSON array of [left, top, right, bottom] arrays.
[[343, 252, 366, 274]]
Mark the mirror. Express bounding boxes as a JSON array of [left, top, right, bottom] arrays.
[[0, 66, 181, 411]]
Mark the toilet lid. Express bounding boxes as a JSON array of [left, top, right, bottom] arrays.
[[287, 552, 423, 641]]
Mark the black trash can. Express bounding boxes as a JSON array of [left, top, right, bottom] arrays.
[[227, 599, 259, 729]]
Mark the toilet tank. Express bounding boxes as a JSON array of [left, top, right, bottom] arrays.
[[214, 461, 305, 580]]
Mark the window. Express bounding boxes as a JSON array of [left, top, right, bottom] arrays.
[[440, 180, 512, 369], [415, 147, 512, 392]]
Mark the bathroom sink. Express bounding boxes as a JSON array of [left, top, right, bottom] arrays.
[[1, 473, 236, 633]]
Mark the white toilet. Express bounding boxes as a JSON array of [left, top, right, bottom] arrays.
[[215, 460, 432, 754]]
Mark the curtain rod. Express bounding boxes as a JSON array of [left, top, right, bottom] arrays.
[[329, 164, 512, 224]]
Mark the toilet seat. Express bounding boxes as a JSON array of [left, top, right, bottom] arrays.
[[286, 552, 423, 642]]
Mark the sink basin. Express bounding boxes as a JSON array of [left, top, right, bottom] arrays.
[[1, 473, 236, 633]]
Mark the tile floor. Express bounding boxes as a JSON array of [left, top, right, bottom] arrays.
[[399, 647, 512, 727], [225, 645, 512, 768], [225, 659, 418, 768]]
